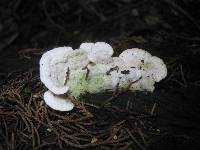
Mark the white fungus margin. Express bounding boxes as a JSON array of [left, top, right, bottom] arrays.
[[44, 91, 74, 111]]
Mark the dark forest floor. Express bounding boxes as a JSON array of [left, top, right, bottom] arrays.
[[1, 0, 200, 149]]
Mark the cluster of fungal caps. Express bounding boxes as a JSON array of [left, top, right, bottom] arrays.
[[40, 42, 167, 111]]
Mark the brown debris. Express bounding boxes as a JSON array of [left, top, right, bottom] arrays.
[[0, 71, 160, 149]]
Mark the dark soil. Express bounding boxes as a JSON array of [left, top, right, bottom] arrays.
[[1, 0, 200, 149]]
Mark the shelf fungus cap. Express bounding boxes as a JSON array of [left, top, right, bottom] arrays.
[[86, 42, 114, 63], [119, 48, 151, 67], [119, 67, 141, 82], [40, 47, 73, 94], [130, 77, 155, 92], [144, 56, 167, 82], [79, 42, 94, 53], [118, 67, 142, 88], [119, 48, 167, 82], [44, 91, 74, 111]]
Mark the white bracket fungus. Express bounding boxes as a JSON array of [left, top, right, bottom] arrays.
[[80, 42, 113, 63], [40, 42, 167, 111], [44, 91, 74, 111]]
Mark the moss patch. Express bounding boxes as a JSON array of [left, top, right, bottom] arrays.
[[67, 70, 106, 98]]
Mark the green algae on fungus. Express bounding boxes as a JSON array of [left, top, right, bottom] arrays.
[[67, 69, 106, 98], [67, 70, 88, 98], [87, 76, 106, 93]]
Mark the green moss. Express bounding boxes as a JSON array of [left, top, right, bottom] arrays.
[[67, 70, 106, 98], [87, 76, 105, 93], [68, 70, 88, 98]]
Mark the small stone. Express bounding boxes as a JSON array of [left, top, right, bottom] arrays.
[[47, 128, 52, 132], [91, 137, 98, 143], [113, 135, 118, 140]]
